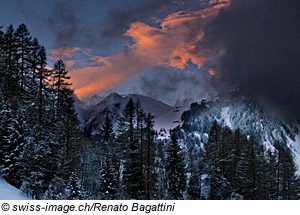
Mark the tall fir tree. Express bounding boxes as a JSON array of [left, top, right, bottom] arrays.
[[99, 158, 117, 199], [120, 99, 145, 199], [187, 148, 201, 200], [66, 172, 84, 200], [165, 131, 186, 199], [14, 23, 32, 90], [102, 114, 114, 143], [43, 175, 67, 200], [0, 103, 25, 188], [52, 59, 71, 112], [144, 113, 157, 199]]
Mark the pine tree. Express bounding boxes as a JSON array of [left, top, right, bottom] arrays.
[[43, 176, 67, 200], [231, 129, 242, 191], [275, 142, 300, 199], [52, 59, 71, 112], [0, 103, 26, 188], [187, 148, 201, 199], [165, 131, 186, 199], [219, 126, 234, 179], [20, 124, 53, 199], [135, 100, 145, 177], [244, 136, 269, 200], [29, 37, 40, 84], [265, 150, 278, 199], [14, 24, 32, 90], [99, 158, 117, 199], [66, 172, 84, 200], [2, 25, 19, 101], [0, 26, 4, 80], [144, 113, 157, 199], [51, 59, 81, 182], [205, 120, 222, 199], [102, 114, 114, 143], [36, 46, 50, 123], [122, 129, 144, 199], [120, 99, 145, 199]]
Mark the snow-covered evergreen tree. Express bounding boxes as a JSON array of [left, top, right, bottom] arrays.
[[0, 104, 25, 188], [99, 159, 117, 199], [165, 131, 186, 199], [43, 176, 67, 200], [66, 172, 84, 200]]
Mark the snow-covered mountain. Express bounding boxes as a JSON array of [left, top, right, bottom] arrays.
[[76, 91, 300, 171], [76, 93, 173, 135], [173, 92, 300, 172]]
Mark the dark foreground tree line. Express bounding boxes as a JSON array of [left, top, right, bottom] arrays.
[[0, 24, 299, 200]]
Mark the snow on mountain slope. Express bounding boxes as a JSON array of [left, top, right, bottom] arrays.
[[176, 94, 300, 170], [128, 94, 172, 118], [296, 134, 300, 174], [154, 104, 190, 131], [287, 132, 300, 174], [0, 178, 29, 200], [74, 95, 90, 123], [221, 107, 233, 129], [78, 93, 173, 135]]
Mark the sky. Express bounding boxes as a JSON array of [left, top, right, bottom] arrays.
[[1, 0, 299, 119], [0, 0, 229, 105]]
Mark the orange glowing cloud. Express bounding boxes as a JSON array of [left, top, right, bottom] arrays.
[[50, 47, 91, 60], [126, 5, 229, 69], [208, 68, 217, 75], [65, 60, 76, 68], [71, 53, 152, 98], [50, 2, 230, 98]]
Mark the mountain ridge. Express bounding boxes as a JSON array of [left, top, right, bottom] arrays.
[[75, 92, 174, 135], [75, 91, 300, 172]]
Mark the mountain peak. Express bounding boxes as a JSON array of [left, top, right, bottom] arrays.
[[78, 92, 173, 135], [106, 92, 122, 99]]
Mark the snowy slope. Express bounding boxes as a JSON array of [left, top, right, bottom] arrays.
[[128, 94, 172, 118], [175, 93, 300, 171], [287, 132, 300, 174], [0, 178, 29, 200], [154, 104, 190, 131]]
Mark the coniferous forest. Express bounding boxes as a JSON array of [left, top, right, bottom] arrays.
[[0, 24, 299, 200]]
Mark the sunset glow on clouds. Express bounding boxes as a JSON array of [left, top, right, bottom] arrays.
[[208, 68, 217, 76], [50, 47, 92, 60], [50, 2, 230, 99]]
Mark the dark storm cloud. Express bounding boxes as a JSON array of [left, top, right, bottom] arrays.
[[13, 0, 95, 47], [44, 1, 93, 47], [203, 0, 300, 120], [101, 0, 184, 38], [12, 0, 195, 49], [140, 67, 217, 106]]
